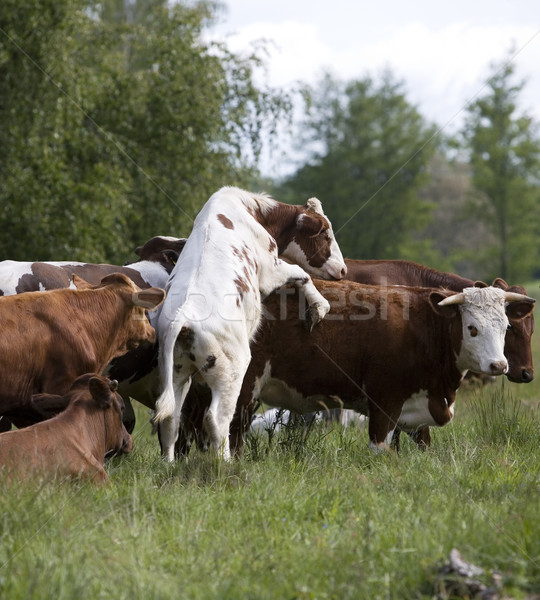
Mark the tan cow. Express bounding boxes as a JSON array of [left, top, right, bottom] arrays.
[[0, 374, 133, 484], [0, 273, 165, 424]]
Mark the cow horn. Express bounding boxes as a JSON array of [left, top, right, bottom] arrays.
[[438, 292, 465, 306], [504, 292, 536, 303]]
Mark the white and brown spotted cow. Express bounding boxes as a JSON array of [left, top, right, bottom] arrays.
[[153, 186, 346, 460], [0, 236, 185, 296]]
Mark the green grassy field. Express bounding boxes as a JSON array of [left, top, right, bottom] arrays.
[[1, 284, 539, 599]]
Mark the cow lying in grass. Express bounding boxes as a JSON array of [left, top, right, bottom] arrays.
[[0, 374, 133, 484]]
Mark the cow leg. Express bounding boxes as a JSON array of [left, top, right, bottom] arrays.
[[175, 384, 211, 458], [409, 427, 431, 449], [158, 379, 191, 461], [391, 428, 402, 452], [122, 397, 136, 434], [392, 426, 430, 451], [203, 357, 250, 461], [261, 262, 330, 329], [230, 397, 258, 457], [0, 416, 12, 433], [368, 398, 403, 452]]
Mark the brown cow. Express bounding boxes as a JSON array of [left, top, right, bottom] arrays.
[[342, 259, 536, 448], [344, 259, 534, 384], [175, 279, 534, 456], [0, 374, 133, 484], [0, 273, 165, 424]]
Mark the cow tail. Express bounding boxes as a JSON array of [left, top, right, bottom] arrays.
[[153, 318, 190, 423]]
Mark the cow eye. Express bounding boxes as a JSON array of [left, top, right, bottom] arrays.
[[467, 325, 478, 337], [507, 323, 513, 331]]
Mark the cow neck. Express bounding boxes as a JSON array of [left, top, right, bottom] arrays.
[[73, 288, 133, 365], [255, 203, 300, 254], [437, 315, 464, 397], [403, 262, 474, 291]]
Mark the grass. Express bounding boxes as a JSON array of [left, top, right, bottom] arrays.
[[1, 288, 540, 599]]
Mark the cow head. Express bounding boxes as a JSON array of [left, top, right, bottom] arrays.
[[280, 198, 347, 280], [134, 236, 187, 274], [73, 273, 166, 351], [430, 286, 535, 376], [492, 278, 536, 383], [88, 375, 134, 457]]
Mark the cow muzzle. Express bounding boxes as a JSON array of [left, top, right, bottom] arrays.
[[489, 360, 508, 376]]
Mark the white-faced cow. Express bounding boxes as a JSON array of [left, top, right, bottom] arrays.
[[153, 186, 347, 461], [342, 258, 536, 448], [174, 279, 534, 456], [0, 374, 133, 485], [0, 273, 165, 425], [343, 259, 535, 384]]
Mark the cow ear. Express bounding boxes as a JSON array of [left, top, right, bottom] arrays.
[[162, 249, 179, 265], [89, 377, 113, 409], [506, 299, 535, 320], [296, 212, 325, 236], [132, 287, 166, 311], [473, 280, 487, 288], [72, 274, 93, 290], [491, 278, 508, 290], [305, 197, 324, 215], [100, 273, 136, 288], [429, 291, 459, 318]]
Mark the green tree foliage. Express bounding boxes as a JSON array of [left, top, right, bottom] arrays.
[[0, 0, 290, 263], [412, 154, 496, 280], [461, 57, 540, 282], [275, 72, 438, 260]]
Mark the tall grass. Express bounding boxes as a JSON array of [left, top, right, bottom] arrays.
[[1, 379, 539, 599]]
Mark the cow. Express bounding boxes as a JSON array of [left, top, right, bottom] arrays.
[[0, 235, 185, 296], [175, 279, 534, 456], [0, 273, 165, 425], [343, 259, 535, 384], [153, 185, 347, 461], [0, 374, 133, 484], [0, 236, 182, 431], [342, 259, 536, 448], [250, 407, 366, 435]]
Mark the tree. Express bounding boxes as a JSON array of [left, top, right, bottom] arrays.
[[412, 154, 496, 280], [0, 0, 290, 263], [461, 56, 540, 282], [275, 71, 438, 260]]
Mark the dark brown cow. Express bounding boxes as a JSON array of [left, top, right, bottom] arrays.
[[342, 259, 536, 449], [175, 279, 534, 456], [0, 273, 165, 424], [0, 374, 133, 484], [343, 259, 535, 384]]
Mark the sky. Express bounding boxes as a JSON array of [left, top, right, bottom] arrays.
[[208, 0, 540, 177]]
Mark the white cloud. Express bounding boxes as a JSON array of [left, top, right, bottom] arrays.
[[209, 8, 540, 174]]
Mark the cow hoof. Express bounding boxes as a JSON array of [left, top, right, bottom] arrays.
[[304, 302, 326, 331]]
